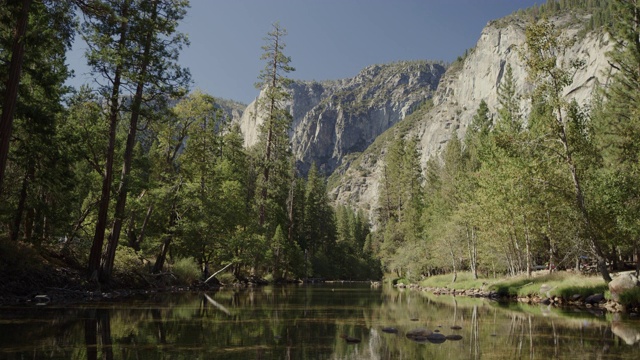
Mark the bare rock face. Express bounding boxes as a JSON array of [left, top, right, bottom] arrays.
[[330, 14, 613, 223], [237, 61, 445, 176], [416, 14, 612, 164]]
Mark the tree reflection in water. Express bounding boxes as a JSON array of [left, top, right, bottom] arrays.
[[0, 285, 639, 359], [84, 309, 112, 360]]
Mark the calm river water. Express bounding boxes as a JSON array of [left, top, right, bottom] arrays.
[[1, 283, 639, 359]]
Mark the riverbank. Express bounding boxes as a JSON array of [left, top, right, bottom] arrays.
[[393, 271, 640, 314], [0, 240, 222, 306]]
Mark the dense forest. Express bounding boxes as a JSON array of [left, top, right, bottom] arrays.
[[0, 0, 379, 288], [0, 0, 638, 290]]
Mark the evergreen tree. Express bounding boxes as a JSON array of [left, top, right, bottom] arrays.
[[253, 21, 295, 231], [0, 0, 32, 193], [101, 0, 190, 282], [83, 0, 133, 279], [0, 0, 74, 240]]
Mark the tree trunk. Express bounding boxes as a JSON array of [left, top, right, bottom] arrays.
[[558, 104, 612, 282], [635, 245, 639, 277], [10, 162, 32, 241], [101, 0, 158, 284], [88, 5, 129, 279], [466, 224, 478, 279], [128, 204, 152, 251], [259, 31, 281, 227], [152, 207, 176, 274], [0, 0, 32, 193], [523, 214, 531, 277], [449, 245, 457, 283]]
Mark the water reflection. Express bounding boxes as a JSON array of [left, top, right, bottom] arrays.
[[0, 285, 638, 359]]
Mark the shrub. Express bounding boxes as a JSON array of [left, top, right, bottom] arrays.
[[618, 287, 640, 307], [0, 237, 43, 273], [393, 278, 410, 286], [113, 245, 142, 275], [172, 257, 200, 285], [216, 271, 236, 285]]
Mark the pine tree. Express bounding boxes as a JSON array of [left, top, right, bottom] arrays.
[[84, 0, 132, 279], [0, 0, 32, 193], [254, 22, 295, 230], [0, 1, 74, 240], [101, 0, 190, 283]]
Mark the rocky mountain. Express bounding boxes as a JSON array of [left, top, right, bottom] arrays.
[[329, 12, 613, 223], [235, 9, 613, 226], [214, 97, 246, 123], [238, 61, 446, 176]]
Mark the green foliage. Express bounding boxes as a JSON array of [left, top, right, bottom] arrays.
[[392, 277, 410, 286], [618, 287, 640, 307], [0, 0, 75, 242], [171, 257, 201, 285], [113, 245, 142, 276]]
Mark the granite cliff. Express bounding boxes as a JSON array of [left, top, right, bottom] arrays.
[[329, 13, 613, 223], [238, 61, 445, 176]]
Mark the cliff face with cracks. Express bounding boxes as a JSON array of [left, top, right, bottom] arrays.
[[329, 14, 613, 223], [236, 13, 613, 226], [237, 61, 446, 176]]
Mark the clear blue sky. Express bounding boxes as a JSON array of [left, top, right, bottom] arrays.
[[67, 0, 542, 105]]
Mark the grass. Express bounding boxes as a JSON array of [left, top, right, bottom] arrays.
[[416, 271, 609, 300], [488, 271, 607, 298], [618, 287, 640, 307], [418, 272, 491, 290]]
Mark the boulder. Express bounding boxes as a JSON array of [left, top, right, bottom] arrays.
[[585, 293, 605, 304], [609, 273, 639, 302]]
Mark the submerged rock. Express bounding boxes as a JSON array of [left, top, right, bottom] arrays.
[[406, 328, 432, 342], [340, 334, 361, 344], [381, 327, 398, 334], [426, 333, 447, 344]]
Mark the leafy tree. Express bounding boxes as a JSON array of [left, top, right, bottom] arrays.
[[594, 0, 640, 274], [522, 19, 612, 281]]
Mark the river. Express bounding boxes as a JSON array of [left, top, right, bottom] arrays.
[[0, 283, 639, 359]]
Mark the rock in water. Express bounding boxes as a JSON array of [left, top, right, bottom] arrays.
[[381, 327, 398, 334], [340, 334, 361, 344]]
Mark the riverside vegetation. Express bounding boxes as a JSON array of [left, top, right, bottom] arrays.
[[1, 0, 640, 310]]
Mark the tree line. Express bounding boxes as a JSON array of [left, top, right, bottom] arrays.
[[373, 0, 640, 284], [0, 1, 380, 286]]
